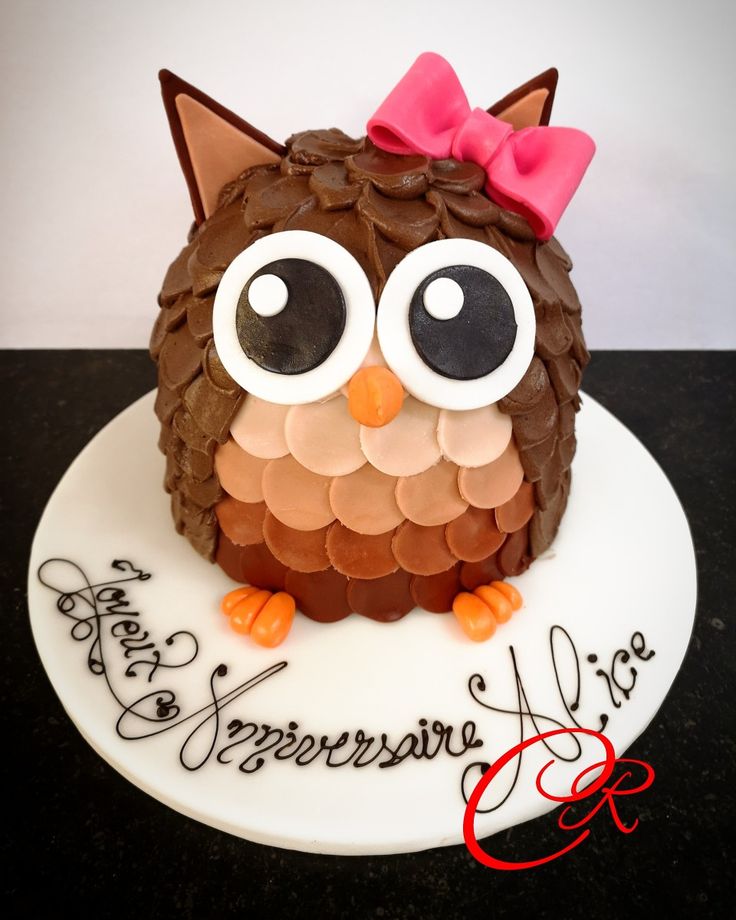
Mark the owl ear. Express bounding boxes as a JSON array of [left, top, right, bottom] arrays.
[[159, 70, 285, 225], [487, 68, 559, 130]]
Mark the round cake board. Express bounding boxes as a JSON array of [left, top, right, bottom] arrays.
[[28, 391, 696, 855]]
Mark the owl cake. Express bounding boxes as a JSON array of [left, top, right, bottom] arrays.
[[150, 53, 594, 648]]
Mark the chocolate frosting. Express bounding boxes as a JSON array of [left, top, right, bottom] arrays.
[[263, 512, 331, 573], [347, 570, 415, 622], [446, 507, 505, 563], [284, 567, 352, 623], [409, 568, 462, 614], [151, 129, 588, 622]]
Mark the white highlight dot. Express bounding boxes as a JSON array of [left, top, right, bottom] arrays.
[[423, 276, 464, 320], [248, 274, 288, 317]]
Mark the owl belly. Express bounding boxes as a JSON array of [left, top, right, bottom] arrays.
[[212, 392, 536, 623]]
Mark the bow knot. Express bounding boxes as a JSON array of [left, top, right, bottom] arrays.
[[367, 53, 595, 240], [450, 107, 512, 170]]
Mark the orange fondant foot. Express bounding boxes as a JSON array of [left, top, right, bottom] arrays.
[[220, 586, 296, 648], [452, 580, 523, 642]]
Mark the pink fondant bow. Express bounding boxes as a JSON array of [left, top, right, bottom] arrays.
[[367, 53, 595, 240]]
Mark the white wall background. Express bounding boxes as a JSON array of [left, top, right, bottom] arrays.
[[1, 0, 734, 348]]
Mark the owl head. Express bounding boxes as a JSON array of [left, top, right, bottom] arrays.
[[151, 55, 592, 637]]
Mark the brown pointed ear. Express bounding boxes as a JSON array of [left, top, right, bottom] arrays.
[[487, 68, 559, 130], [159, 70, 285, 225]]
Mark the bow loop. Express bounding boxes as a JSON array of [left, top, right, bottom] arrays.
[[367, 52, 471, 159], [367, 53, 595, 240]]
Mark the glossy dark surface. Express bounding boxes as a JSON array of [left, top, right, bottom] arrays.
[[237, 258, 346, 374], [3, 350, 733, 918], [409, 264, 516, 379]]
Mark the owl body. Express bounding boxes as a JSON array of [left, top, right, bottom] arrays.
[[151, 68, 589, 638]]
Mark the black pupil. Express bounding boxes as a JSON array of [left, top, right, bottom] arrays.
[[236, 258, 346, 375], [409, 265, 517, 381]]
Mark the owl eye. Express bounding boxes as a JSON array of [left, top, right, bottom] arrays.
[[376, 239, 536, 411], [237, 259, 346, 374], [212, 230, 375, 404]]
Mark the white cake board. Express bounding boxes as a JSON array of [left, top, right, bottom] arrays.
[[28, 390, 696, 855]]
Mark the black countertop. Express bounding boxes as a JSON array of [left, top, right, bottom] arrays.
[[2, 350, 734, 918]]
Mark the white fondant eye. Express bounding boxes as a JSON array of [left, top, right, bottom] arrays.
[[376, 238, 536, 411], [423, 276, 464, 320], [212, 230, 376, 405], [248, 273, 288, 317]]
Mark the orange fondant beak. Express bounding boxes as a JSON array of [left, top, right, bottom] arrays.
[[348, 366, 404, 428]]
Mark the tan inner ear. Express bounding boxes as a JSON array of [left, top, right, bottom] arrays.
[[176, 94, 280, 219], [494, 88, 550, 131]]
